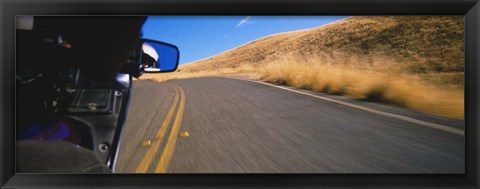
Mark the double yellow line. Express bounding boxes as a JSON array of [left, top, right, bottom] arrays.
[[135, 84, 186, 173]]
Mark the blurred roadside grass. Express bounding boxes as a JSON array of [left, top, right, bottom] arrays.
[[139, 55, 464, 120]]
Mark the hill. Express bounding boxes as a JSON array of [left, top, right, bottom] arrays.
[[181, 16, 463, 76]]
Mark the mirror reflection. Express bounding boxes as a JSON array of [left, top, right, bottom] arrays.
[[141, 40, 179, 73]]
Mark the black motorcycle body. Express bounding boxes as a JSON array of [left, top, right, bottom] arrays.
[[16, 16, 179, 172]]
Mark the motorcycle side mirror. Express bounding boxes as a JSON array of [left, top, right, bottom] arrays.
[[140, 39, 180, 73]]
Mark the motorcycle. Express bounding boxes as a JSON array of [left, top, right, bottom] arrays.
[[16, 16, 179, 173]]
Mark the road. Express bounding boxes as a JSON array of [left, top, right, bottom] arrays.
[[115, 77, 464, 173]]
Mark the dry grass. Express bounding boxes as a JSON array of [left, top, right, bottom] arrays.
[[142, 56, 464, 120], [254, 57, 464, 120], [139, 16, 464, 120]]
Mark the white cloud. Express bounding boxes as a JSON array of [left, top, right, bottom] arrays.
[[235, 16, 252, 28], [224, 34, 229, 38]]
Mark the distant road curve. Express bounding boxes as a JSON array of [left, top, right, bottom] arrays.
[[116, 77, 464, 173]]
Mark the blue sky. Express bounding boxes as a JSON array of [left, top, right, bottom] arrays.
[[142, 16, 348, 65]]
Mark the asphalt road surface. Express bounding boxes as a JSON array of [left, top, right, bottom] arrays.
[[115, 77, 464, 173]]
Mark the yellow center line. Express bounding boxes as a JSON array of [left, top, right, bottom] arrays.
[[155, 85, 186, 173], [135, 85, 179, 173]]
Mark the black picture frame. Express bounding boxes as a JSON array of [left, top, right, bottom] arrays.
[[1, 0, 479, 188]]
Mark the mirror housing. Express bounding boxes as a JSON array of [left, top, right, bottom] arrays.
[[140, 39, 180, 73], [122, 39, 180, 77]]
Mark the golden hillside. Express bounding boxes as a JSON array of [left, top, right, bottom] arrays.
[[181, 16, 463, 75]]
